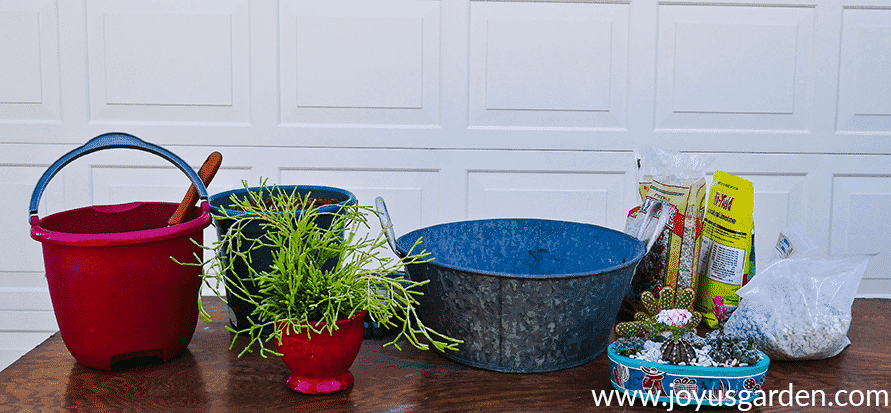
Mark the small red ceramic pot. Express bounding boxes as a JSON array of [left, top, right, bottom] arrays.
[[277, 310, 367, 394]]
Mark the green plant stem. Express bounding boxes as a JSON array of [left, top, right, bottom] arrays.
[[181, 180, 462, 358]]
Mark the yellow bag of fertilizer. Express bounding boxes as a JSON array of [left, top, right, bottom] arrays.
[[695, 171, 755, 328]]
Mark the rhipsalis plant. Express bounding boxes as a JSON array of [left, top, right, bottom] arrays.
[[187, 180, 462, 357]]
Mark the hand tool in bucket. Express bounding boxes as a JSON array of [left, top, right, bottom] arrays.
[[374, 196, 668, 373], [168, 151, 222, 226], [29, 132, 212, 370]]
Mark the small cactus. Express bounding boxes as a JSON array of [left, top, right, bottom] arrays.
[[661, 337, 697, 364], [657, 286, 674, 312], [675, 288, 695, 310], [689, 311, 702, 328], [614, 286, 702, 339], [641, 290, 659, 315], [615, 321, 647, 337]]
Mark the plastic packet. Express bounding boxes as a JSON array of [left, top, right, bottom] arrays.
[[694, 171, 755, 328], [623, 147, 713, 302], [723, 255, 869, 360]]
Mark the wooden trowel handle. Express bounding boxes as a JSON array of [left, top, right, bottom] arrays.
[[168, 151, 222, 226]]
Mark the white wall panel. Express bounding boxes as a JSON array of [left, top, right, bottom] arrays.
[[0, 164, 62, 273], [0, 0, 60, 123], [279, 167, 441, 230], [0, 332, 54, 370], [469, 1, 628, 130], [280, 0, 440, 127], [837, 7, 891, 133], [103, 13, 234, 107], [86, 0, 251, 124], [467, 171, 626, 225], [830, 175, 891, 293], [655, 4, 814, 133], [0, 144, 72, 363], [0, 11, 41, 104]]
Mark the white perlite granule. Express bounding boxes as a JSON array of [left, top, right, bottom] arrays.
[[629, 340, 748, 368], [721, 255, 869, 360], [676, 207, 697, 289], [724, 299, 850, 360]]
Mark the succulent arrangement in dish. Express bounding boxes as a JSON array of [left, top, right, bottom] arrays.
[[614, 287, 761, 367]]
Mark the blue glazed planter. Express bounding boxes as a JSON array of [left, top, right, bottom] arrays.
[[607, 342, 770, 407]]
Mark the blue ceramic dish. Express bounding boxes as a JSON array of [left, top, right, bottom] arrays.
[[607, 342, 770, 407]]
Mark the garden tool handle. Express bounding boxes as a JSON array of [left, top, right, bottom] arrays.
[[167, 151, 222, 226], [29, 132, 209, 225], [374, 196, 406, 258], [638, 199, 671, 253]]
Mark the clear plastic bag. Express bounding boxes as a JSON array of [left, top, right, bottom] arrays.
[[623, 147, 713, 298], [723, 255, 869, 360]]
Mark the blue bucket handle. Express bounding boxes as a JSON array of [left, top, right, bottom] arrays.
[[29, 132, 208, 224]]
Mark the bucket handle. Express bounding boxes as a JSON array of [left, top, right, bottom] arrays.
[[29, 132, 209, 225], [374, 196, 406, 258], [638, 199, 670, 253]]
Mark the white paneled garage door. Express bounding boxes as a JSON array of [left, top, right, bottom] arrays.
[[1, 0, 889, 369]]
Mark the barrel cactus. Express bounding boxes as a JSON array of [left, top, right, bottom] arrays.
[[661, 337, 697, 364]]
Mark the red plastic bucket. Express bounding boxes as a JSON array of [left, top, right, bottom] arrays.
[[29, 133, 212, 370]]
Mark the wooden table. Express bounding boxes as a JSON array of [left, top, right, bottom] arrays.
[[1, 298, 888, 412]]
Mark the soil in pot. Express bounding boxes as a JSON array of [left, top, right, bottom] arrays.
[[228, 195, 345, 212]]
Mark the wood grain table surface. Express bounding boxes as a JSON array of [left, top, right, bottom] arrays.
[[1, 298, 888, 412]]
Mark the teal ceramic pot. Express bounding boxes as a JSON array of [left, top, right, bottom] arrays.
[[607, 342, 770, 407]]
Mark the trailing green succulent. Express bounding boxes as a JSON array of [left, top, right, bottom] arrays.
[[184, 180, 462, 357], [614, 286, 702, 338], [613, 336, 646, 357], [705, 330, 762, 366]]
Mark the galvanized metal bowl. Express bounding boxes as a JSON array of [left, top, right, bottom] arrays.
[[376, 197, 667, 373]]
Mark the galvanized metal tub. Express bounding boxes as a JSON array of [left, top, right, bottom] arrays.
[[375, 197, 667, 373]]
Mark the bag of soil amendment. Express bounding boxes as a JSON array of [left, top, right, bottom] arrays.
[[694, 171, 755, 328], [621, 148, 713, 317], [723, 255, 868, 360]]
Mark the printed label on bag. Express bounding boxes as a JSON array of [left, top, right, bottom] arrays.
[[695, 171, 755, 328], [704, 240, 746, 285]]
